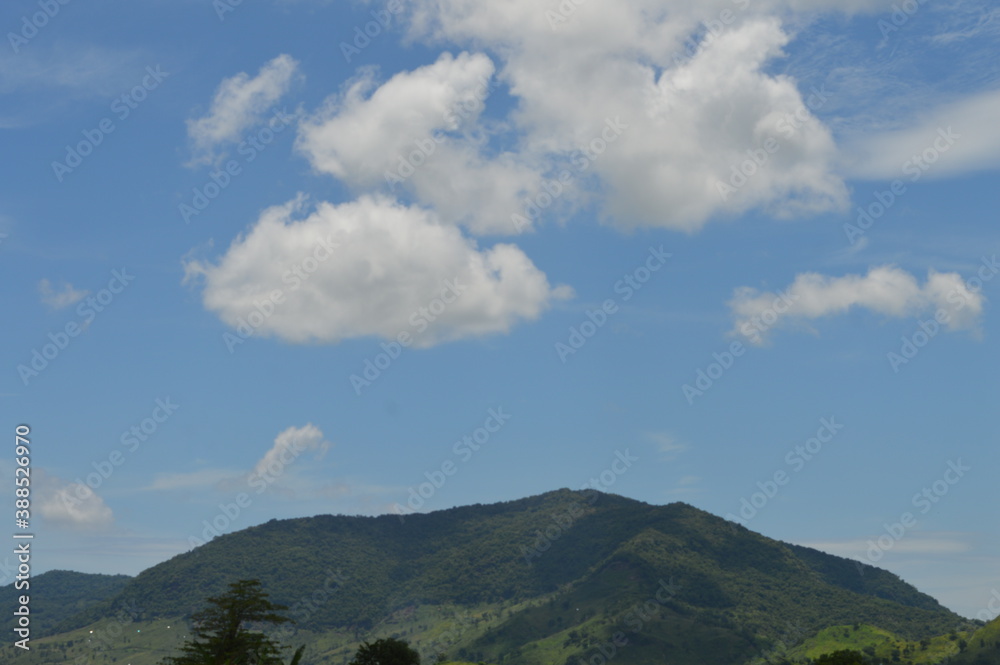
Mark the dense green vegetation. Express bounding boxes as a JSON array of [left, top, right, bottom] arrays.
[[161, 579, 303, 665], [0, 489, 988, 665], [0, 569, 130, 637], [348, 637, 420, 665], [949, 616, 1000, 665]]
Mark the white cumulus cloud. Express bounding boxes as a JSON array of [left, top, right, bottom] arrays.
[[400, 1, 852, 232], [252, 424, 328, 479], [730, 265, 985, 344], [297, 51, 548, 235], [184, 195, 571, 347]]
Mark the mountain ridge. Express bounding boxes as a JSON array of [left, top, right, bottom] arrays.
[[7, 489, 987, 665]]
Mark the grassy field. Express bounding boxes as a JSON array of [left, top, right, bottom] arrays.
[[784, 623, 971, 665], [0, 597, 525, 665]]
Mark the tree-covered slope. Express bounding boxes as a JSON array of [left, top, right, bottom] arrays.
[[0, 569, 131, 637], [40, 490, 976, 665], [950, 616, 1000, 665]]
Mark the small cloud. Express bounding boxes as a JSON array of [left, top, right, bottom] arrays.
[[150, 426, 330, 496], [36, 470, 113, 530], [187, 54, 300, 165], [250, 423, 329, 480], [646, 432, 688, 460], [729, 265, 985, 345], [38, 278, 88, 309]]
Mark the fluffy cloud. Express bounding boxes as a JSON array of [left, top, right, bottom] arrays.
[[252, 424, 328, 479], [298, 52, 494, 185], [187, 54, 299, 164], [730, 265, 985, 344], [297, 52, 548, 235], [401, 1, 852, 231], [38, 278, 88, 309], [184, 195, 571, 346], [36, 470, 114, 530]]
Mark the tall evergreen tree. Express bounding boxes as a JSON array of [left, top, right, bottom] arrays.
[[161, 579, 302, 665]]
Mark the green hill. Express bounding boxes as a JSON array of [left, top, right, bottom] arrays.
[[0, 569, 131, 637], [950, 616, 1000, 665], [0, 490, 978, 665]]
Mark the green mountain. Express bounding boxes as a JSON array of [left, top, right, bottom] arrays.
[[950, 616, 1000, 665], [2, 490, 980, 665], [0, 569, 131, 637]]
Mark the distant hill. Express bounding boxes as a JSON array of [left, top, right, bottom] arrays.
[[950, 616, 1000, 665], [0, 569, 130, 637], [29, 489, 974, 665], [0, 490, 970, 665]]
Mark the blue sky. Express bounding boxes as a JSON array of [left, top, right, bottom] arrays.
[[2, 0, 998, 621]]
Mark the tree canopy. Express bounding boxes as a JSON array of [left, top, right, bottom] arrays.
[[813, 650, 871, 665], [161, 579, 302, 665], [349, 637, 421, 665]]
